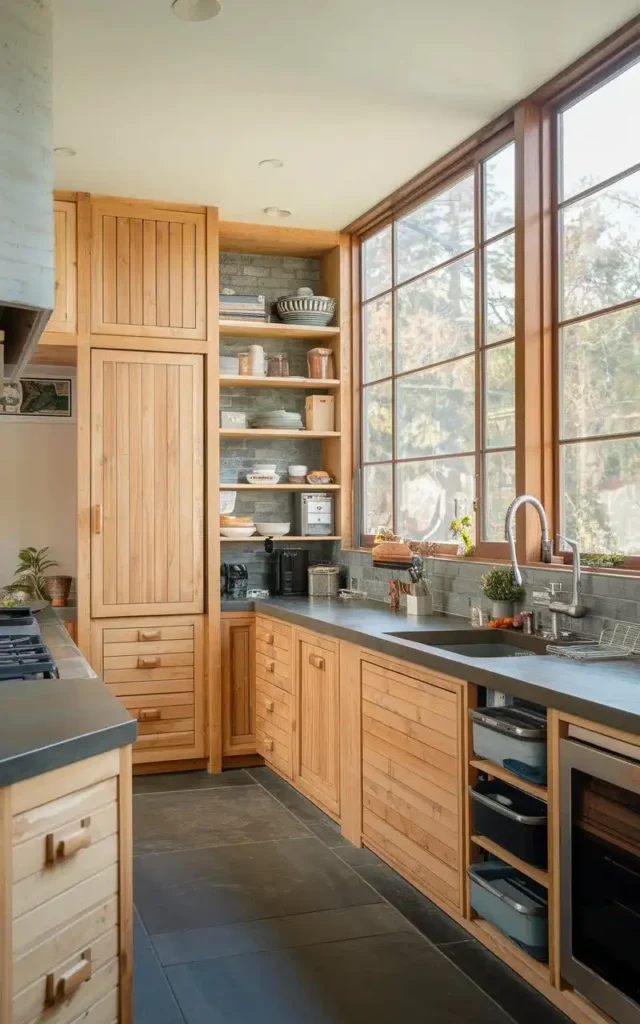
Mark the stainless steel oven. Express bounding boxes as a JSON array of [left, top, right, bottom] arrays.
[[560, 729, 640, 1023]]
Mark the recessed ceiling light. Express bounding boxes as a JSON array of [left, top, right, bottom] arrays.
[[54, 147, 77, 157], [171, 0, 222, 21], [258, 158, 284, 170], [263, 207, 291, 219]]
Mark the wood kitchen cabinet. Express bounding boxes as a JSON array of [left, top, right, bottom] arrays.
[[255, 616, 294, 778], [1, 747, 132, 1024], [221, 613, 256, 757], [293, 629, 340, 818], [90, 349, 204, 618], [91, 616, 205, 765], [90, 199, 206, 339], [45, 199, 77, 336]]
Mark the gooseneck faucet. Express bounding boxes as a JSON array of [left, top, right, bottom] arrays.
[[549, 534, 587, 619], [504, 495, 553, 585]]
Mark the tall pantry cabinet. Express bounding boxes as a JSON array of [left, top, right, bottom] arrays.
[[68, 195, 215, 769]]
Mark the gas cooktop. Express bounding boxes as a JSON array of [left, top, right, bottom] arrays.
[[0, 608, 58, 681]]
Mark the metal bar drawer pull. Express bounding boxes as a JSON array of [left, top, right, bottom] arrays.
[[138, 655, 159, 668], [46, 950, 92, 1005], [309, 654, 325, 669], [46, 819, 92, 864], [138, 629, 161, 641]]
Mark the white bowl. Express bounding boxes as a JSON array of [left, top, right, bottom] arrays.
[[255, 522, 290, 536], [252, 464, 277, 474], [288, 465, 308, 476], [220, 526, 256, 539]]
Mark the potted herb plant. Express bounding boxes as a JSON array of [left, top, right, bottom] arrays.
[[4, 546, 60, 602], [480, 566, 525, 619]]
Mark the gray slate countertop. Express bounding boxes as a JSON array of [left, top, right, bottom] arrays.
[[246, 597, 640, 736], [0, 608, 136, 788]]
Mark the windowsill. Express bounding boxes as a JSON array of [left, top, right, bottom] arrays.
[[338, 546, 640, 577]]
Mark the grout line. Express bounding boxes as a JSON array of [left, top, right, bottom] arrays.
[[134, 907, 188, 1024], [133, 833, 316, 859]]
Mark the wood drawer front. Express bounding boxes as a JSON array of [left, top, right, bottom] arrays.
[[361, 661, 461, 911], [108, 677, 194, 698], [104, 665, 194, 686], [103, 639, 194, 658], [134, 729, 195, 754], [256, 620, 291, 654], [256, 716, 292, 779], [255, 677, 291, 719], [103, 624, 194, 644], [256, 615, 292, 642], [13, 924, 118, 1024], [103, 652, 194, 671], [255, 652, 292, 693], [13, 833, 118, 921]]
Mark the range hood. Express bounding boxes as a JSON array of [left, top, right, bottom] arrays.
[[0, 0, 54, 381]]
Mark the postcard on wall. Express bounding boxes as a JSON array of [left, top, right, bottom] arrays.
[[0, 377, 73, 420]]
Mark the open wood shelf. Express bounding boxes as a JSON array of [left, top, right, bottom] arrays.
[[469, 759, 548, 802], [220, 484, 340, 491], [220, 535, 341, 543], [220, 375, 340, 389], [469, 918, 550, 983], [471, 835, 549, 888], [220, 428, 340, 439], [219, 319, 340, 340]]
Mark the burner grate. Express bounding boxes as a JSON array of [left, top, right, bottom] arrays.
[[0, 634, 58, 681]]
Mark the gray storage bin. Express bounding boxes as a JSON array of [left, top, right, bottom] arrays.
[[470, 706, 547, 785], [469, 860, 548, 961]]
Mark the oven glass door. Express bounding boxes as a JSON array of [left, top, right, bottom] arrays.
[[561, 739, 640, 1023]]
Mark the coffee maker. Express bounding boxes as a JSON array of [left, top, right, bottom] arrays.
[[269, 549, 308, 596]]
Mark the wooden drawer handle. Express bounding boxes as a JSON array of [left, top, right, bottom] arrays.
[[265, 739, 274, 752], [309, 654, 325, 670], [92, 504, 102, 535], [46, 820, 91, 864], [264, 699, 274, 712], [139, 708, 161, 722], [264, 633, 275, 645], [265, 660, 275, 673], [138, 656, 159, 669], [139, 629, 161, 642], [46, 951, 92, 1005]]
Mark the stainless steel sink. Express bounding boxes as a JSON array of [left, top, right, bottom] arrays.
[[385, 629, 550, 658]]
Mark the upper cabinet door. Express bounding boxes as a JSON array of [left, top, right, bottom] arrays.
[[46, 199, 77, 335], [91, 350, 204, 617], [91, 201, 206, 339]]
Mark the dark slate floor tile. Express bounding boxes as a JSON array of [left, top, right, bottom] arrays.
[[133, 907, 186, 1024], [134, 837, 382, 935], [336, 843, 469, 946], [153, 903, 410, 966], [248, 765, 352, 847], [133, 768, 254, 795], [133, 784, 310, 854], [166, 931, 514, 1024], [444, 939, 570, 1024]]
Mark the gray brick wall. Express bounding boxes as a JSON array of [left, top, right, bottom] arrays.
[[220, 252, 331, 589], [336, 548, 639, 637]]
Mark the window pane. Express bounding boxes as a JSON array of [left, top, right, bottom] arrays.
[[485, 232, 515, 344], [363, 293, 392, 383], [560, 305, 640, 440], [483, 450, 515, 541], [484, 342, 515, 448], [363, 464, 393, 536], [561, 60, 640, 202], [362, 226, 392, 300], [363, 381, 392, 462], [560, 169, 640, 321], [561, 437, 640, 554], [484, 143, 515, 239], [396, 356, 475, 460], [395, 174, 475, 284], [396, 456, 475, 542], [395, 254, 474, 374]]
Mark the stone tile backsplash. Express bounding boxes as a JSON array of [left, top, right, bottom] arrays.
[[335, 548, 639, 636]]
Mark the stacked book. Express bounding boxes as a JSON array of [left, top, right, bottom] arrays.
[[219, 293, 267, 321]]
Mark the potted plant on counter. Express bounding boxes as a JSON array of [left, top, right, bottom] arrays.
[[4, 546, 60, 602], [480, 566, 525, 620]]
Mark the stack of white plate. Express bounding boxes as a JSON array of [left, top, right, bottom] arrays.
[[250, 410, 304, 430], [276, 294, 335, 327]]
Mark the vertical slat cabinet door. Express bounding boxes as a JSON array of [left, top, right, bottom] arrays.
[[45, 199, 77, 335], [91, 350, 204, 617], [295, 634, 340, 816], [222, 615, 256, 756], [90, 200, 206, 339]]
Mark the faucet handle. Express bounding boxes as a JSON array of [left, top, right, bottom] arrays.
[[546, 580, 564, 596]]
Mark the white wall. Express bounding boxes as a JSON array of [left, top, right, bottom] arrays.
[[0, 371, 76, 590]]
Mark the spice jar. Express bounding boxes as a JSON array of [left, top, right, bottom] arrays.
[[307, 347, 335, 380], [267, 353, 290, 377], [237, 352, 251, 375]]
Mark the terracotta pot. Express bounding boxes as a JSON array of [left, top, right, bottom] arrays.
[[44, 575, 73, 607]]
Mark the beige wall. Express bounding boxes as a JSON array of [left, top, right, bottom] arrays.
[[0, 373, 76, 591]]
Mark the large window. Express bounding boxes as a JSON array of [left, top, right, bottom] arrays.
[[360, 142, 516, 546], [557, 60, 640, 556]]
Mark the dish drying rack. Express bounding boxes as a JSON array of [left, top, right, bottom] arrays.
[[547, 622, 640, 661]]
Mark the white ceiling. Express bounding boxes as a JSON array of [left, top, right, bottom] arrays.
[[53, 0, 639, 229]]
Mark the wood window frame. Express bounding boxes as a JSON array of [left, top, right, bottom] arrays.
[[349, 15, 640, 572]]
